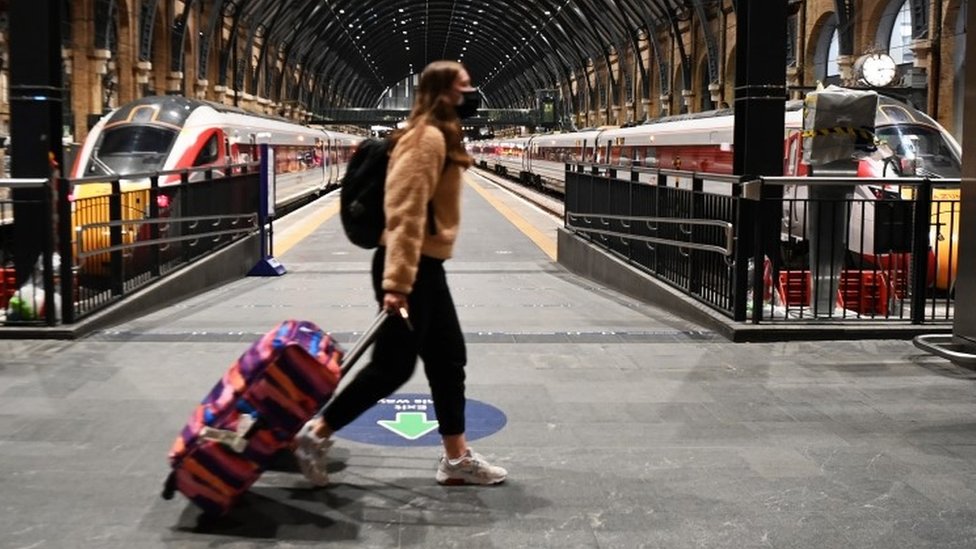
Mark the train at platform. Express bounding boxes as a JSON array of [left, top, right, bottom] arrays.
[[71, 95, 361, 191], [470, 95, 962, 294], [470, 96, 959, 192], [67, 95, 362, 277]]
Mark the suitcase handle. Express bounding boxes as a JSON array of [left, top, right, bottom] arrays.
[[339, 309, 393, 375]]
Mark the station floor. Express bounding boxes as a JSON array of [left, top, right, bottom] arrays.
[[2, 171, 976, 548]]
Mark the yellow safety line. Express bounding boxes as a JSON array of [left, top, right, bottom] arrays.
[[465, 177, 558, 261], [274, 178, 559, 261], [275, 202, 340, 256]]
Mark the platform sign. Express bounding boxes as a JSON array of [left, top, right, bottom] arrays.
[[334, 393, 507, 447]]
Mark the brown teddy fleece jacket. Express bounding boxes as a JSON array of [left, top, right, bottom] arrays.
[[379, 124, 463, 295]]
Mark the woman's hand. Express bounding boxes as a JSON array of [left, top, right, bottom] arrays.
[[382, 291, 408, 313]]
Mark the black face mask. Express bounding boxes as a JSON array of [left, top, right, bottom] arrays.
[[455, 89, 481, 119]]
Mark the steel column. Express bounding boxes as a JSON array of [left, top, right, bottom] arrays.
[[733, 0, 787, 305]]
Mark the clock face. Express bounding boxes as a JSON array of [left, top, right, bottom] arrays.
[[861, 53, 897, 87]]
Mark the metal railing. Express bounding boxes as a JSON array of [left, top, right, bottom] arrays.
[[564, 162, 959, 324], [751, 176, 958, 324], [64, 163, 262, 322], [0, 163, 262, 326]]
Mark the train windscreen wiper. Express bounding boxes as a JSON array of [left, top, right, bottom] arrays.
[[90, 154, 117, 176]]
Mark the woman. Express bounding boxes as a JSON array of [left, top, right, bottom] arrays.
[[294, 60, 507, 486]]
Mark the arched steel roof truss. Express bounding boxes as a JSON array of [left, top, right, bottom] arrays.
[[85, 0, 734, 112]]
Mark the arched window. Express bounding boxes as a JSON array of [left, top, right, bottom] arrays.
[[827, 30, 841, 81], [814, 15, 842, 85], [888, 1, 915, 65]]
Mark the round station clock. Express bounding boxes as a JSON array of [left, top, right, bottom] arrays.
[[855, 53, 898, 87]]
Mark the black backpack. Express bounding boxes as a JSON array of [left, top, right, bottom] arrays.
[[339, 137, 439, 249], [340, 138, 391, 249]]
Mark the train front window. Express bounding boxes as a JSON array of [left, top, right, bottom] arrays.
[[876, 125, 961, 178], [87, 125, 177, 175], [193, 134, 219, 166]]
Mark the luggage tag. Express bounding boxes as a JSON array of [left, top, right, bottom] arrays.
[[199, 426, 249, 453], [199, 404, 260, 453]]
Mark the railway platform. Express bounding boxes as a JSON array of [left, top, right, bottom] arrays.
[[2, 172, 976, 547]]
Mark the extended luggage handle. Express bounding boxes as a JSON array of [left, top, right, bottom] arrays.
[[339, 308, 398, 375]]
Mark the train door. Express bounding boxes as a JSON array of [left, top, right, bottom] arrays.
[[328, 136, 339, 185], [314, 137, 326, 190], [582, 137, 599, 163], [224, 136, 232, 169]]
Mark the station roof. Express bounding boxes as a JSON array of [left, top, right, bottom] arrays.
[[234, 0, 704, 108]]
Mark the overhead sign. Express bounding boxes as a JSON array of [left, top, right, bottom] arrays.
[[334, 393, 507, 447]]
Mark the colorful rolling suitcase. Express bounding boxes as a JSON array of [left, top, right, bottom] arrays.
[[162, 312, 388, 516]]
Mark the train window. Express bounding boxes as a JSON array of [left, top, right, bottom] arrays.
[[193, 134, 220, 166], [99, 126, 176, 155], [876, 126, 961, 178], [641, 147, 658, 167], [88, 125, 177, 175]]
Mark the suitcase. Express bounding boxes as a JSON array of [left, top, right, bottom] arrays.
[[161, 312, 388, 516]]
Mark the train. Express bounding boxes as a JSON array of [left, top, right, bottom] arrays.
[[470, 95, 962, 293], [68, 95, 362, 277], [70, 95, 362, 193], [470, 96, 960, 191]]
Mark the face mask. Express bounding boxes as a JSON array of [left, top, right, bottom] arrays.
[[455, 89, 481, 119]]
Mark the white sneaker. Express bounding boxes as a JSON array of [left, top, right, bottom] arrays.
[[293, 420, 332, 486], [435, 448, 507, 486]]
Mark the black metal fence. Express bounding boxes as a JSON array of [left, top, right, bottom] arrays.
[[0, 163, 261, 326], [564, 163, 959, 324]]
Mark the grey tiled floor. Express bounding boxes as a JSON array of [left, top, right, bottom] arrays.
[[2, 173, 976, 548]]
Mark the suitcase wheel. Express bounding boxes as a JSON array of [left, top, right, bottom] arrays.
[[161, 471, 177, 500]]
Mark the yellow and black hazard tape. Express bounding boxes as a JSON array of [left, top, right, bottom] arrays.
[[801, 127, 875, 140]]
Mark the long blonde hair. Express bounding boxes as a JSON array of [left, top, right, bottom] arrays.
[[390, 60, 473, 168]]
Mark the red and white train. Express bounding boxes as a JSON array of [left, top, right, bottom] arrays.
[[71, 95, 362, 192], [67, 96, 363, 275], [470, 96, 960, 193], [470, 96, 962, 293]]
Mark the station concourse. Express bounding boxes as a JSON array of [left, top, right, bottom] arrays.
[[2, 170, 976, 547], [2, 0, 976, 547]]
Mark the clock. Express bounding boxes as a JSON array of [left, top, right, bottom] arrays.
[[856, 53, 898, 87]]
